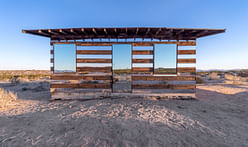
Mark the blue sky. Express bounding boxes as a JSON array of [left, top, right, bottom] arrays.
[[0, 0, 247, 70]]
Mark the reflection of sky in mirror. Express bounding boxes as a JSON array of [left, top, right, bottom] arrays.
[[113, 44, 131, 70], [54, 44, 76, 72], [154, 44, 176, 69]]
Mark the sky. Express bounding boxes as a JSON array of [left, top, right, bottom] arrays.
[[0, 0, 247, 70]]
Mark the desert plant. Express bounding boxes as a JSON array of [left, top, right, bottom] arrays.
[[10, 76, 20, 85], [208, 72, 221, 80], [196, 76, 205, 84], [0, 88, 17, 108]]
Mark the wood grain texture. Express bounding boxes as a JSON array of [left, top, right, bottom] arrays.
[[132, 84, 195, 89], [177, 59, 196, 63], [177, 42, 196, 46], [76, 58, 112, 63], [178, 50, 196, 55], [51, 41, 196, 46], [51, 75, 112, 80], [132, 50, 153, 55], [76, 67, 112, 73], [132, 67, 153, 72], [177, 67, 196, 73], [132, 59, 153, 63], [132, 76, 195, 81], [76, 50, 112, 55], [50, 83, 111, 89]]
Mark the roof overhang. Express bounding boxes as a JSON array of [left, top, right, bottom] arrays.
[[22, 27, 225, 41]]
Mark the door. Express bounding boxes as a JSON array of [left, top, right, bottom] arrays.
[[112, 44, 132, 93]]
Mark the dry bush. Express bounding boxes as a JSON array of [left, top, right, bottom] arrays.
[[0, 88, 17, 109], [225, 74, 239, 81], [196, 76, 205, 84], [10, 76, 20, 85], [208, 72, 221, 80]]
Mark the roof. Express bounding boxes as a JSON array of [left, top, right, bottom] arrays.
[[22, 27, 225, 41]]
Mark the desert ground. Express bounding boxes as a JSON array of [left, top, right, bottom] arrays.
[[0, 70, 248, 146]]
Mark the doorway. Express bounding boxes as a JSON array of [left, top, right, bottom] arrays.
[[112, 44, 132, 93]]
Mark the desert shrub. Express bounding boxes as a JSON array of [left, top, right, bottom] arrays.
[[0, 74, 15, 80], [10, 76, 20, 85], [196, 76, 205, 84], [208, 72, 221, 80], [0, 88, 17, 108], [225, 74, 238, 81]]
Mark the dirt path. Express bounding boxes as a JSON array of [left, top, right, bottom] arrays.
[[0, 82, 248, 146]]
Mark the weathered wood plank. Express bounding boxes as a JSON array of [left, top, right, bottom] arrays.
[[177, 42, 196, 46], [132, 59, 153, 63], [76, 67, 112, 73], [132, 67, 153, 72], [177, 59, 196, 63], [132, 76, 195, 81], [51, 83, 111, 89], [132, 84, 195, 89], [76, 50, 112, 55], [51, 75, 112, 80], [76, 58, 112, 63], [51, 41, 196, 46], [132, 50, 153, 55], [177, 67, 196, 73], [178, 50, 196, 55]]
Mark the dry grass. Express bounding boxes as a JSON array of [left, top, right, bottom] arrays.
[[0, 88, 17, 109], [0, 74, 50, 80]]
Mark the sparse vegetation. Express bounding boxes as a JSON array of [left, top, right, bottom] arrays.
[[0, 70, 50, 81], [0, 88, 17, 109], [196, 76, 205, 84]]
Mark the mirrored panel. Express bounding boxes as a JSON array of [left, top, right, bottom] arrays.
[[54, 44, 76, 73], [154, 44, 177, 74], [112, 44, 132, 93]]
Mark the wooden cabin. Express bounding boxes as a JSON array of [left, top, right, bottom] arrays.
[[22, 27, 225, 100]]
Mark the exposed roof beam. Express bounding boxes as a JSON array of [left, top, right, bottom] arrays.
[[145, 28, 150, 35], [48, 29, 60, 35], [70, 29, 78, 35], [135, 28, 139, 35], [92, 28, 97, 35], [155, 28, 162, 36], [59, 29, 67, 35], [103, 28, 108, 35], [37, 30, 50, 37]]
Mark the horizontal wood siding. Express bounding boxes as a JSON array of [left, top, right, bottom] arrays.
[[76, 58, 112, 63], [132, 84, 195, 89], [178, 50, 196, 55], [177, 42, 196, 46], [132, 76, 195, 81], [177, 59, 196, 63], [177, 67, 196, 73], [52, 41, 196, 46], [132, 67, 153, 72], [51, 83, 111, 89], [132, 50, 153, 55], [51, 75, 112, 80], [76, 50, 112, 55], [132, 59, 153, 63], [76, 67, 112, 73]]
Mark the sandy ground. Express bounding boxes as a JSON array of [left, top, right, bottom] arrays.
[[0, 81, 248, 146]]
